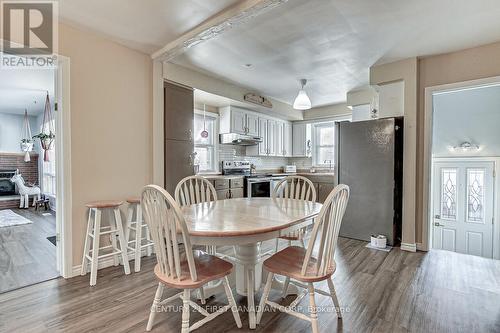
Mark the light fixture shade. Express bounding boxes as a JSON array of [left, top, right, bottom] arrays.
[[293, 89, 312, 110]]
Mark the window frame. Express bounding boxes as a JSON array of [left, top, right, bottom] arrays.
[[193, 110, 219, 173], [312, 121, 335, 167]]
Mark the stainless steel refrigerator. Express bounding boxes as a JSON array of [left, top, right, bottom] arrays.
[[336, 117, 403, 246]]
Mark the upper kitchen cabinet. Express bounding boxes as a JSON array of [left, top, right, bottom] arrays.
[[247, 116, 292, 157], [275, 121, 293, 157], [219, 106, 259, 136], [164, 82, 194, 142], [292, 123, 312, 157]]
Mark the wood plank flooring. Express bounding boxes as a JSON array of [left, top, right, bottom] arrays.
[[0, 237, 499, 332], [0, 208, 58, 293]]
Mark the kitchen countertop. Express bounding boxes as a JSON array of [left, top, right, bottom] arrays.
[[197, 171, 335, 180]]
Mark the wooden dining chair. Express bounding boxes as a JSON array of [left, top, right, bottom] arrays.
[[272, 176, 317, 251], [142, 185, 242, 333], [257, 184, 350, 333]]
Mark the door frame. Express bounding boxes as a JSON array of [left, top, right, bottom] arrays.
[[430, 157, 498, 258], [55, 55, 73, 277], [423, 75, 500, 259]]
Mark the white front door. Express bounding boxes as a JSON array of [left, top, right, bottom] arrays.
[[432, 161, 494, 258]]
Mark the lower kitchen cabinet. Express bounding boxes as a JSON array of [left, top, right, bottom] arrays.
[[318, 183, 335, 203]]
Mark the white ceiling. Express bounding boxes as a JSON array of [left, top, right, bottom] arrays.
[[57, 0, 500, 108], [0, 67, 55, 115], [173, 0, 500, 107], [59, 0, 241, 53]]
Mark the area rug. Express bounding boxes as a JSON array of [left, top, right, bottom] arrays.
[[0, 209, 33, 227]]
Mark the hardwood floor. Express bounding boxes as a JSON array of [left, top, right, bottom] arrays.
[[0, 237, 499, 332], [0, 208, 58, 293]]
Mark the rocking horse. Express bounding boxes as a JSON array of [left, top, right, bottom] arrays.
[[10, 174, 41, 208]]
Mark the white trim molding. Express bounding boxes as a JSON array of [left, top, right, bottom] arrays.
[[152, 0, 289, 61], [401, 242, 417, 252], [422, 75, 500, 259]]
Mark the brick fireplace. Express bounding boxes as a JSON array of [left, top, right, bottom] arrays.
[[0, 153, 39, 209]]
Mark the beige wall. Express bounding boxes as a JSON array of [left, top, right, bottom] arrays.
[[59, 23, 153, 265], [416, 41, 500, 244]]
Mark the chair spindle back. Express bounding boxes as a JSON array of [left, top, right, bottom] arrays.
[[175, 176, 217, 207], [272, 176, 317, 202], [301, 184, 349, 277], [142, 185, 197, 282]]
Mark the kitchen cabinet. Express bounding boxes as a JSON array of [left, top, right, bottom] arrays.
[[267, 120, 277, 156], [207, 176, 244, 200], [258, 118, 269, 155], [318, 183, 335, 203], [292, 123, 312, 157], [164, 82, 194, 194], [284, 122, 293, 157], [219, 106, 260, 136]]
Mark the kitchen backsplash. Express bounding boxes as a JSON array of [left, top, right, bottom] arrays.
[[218, 144, 290, 170]]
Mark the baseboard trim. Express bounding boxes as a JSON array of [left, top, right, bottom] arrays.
[[416, 242, 427, 251], [401, 242, 417, 252], [70, 250, 154, 278]]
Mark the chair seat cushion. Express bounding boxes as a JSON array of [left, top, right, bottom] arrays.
[[263, 246, 335, 282], [85, 200, 123, 208], [154, 250, 233, 289]]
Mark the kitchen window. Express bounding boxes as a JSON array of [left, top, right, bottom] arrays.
[[312, 122, 335, 167], [194, 111, 218, 172]]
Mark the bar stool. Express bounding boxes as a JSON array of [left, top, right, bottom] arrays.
[[81, 200, 131, 286], [125, 197, 154, 272]]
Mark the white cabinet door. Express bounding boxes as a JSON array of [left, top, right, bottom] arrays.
[[267, 120, 277, 156], [432, 161, 494, 258], [258, 118, 269, 155], [231, 109, 247, 134], [275, 121, 284, 156], [284, 122, 292, 157], [292, 123, 306, 156], [246, 113, 259, 136]]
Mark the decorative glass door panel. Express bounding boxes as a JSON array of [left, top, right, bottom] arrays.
[[432, 161, 494, 258]]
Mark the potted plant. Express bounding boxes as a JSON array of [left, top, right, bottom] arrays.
[[33, 132, 55, 161], [20, 138, 33, 152]]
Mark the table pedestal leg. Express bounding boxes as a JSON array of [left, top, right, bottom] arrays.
[[234, 243, 262, 329]]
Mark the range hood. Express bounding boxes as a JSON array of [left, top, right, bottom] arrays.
[[219, 133, 262, 146]]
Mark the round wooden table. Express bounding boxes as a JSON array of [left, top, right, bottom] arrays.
[[181, 197, 322, 329]]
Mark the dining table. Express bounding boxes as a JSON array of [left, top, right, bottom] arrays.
[[181, 197, 322, 329]]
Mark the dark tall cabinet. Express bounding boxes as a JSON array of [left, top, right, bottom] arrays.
[[164, 81, 194, 194]]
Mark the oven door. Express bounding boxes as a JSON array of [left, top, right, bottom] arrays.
[[247, 179, 271, 197]]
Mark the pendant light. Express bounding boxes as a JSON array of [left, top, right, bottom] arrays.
[[200, 104, 209, 138], [293, 79, 312, 110]]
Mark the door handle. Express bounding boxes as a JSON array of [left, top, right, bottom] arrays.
[[434, 222, 444, 227]]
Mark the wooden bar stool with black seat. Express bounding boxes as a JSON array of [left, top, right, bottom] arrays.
[[257, 185, 350, 333], [142, 185, 242, 333], [125, 197, 154, 272], [81, 200, 131, 286]]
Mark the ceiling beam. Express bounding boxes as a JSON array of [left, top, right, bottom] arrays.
[[151, 0, 288, 61]]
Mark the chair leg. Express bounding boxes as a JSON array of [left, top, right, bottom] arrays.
[[146, 282, 164, 331], [247, 267, 256, 329], [308, 283, 319, 333], [287, 240, 292, 247], [80, 209, 93, 276], [125, 205, 133, 242], [275, 238, 279, 253], [114, 208, 131, 275], [300, 238, 306, 248], [256, 272, 274, 325], [110, 225, 120, 267], [223, 276, 242, 328], [281, 277, 290, 298], [181, 289, 191, 333], [327, 278, 342, 319], [134, 204, 143, 272], [89, 209, 101, 286], [198, 287, 206, 305]]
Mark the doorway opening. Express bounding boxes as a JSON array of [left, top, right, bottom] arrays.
[[0, 54, 71, 292], [426, 81, 500, 259]]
